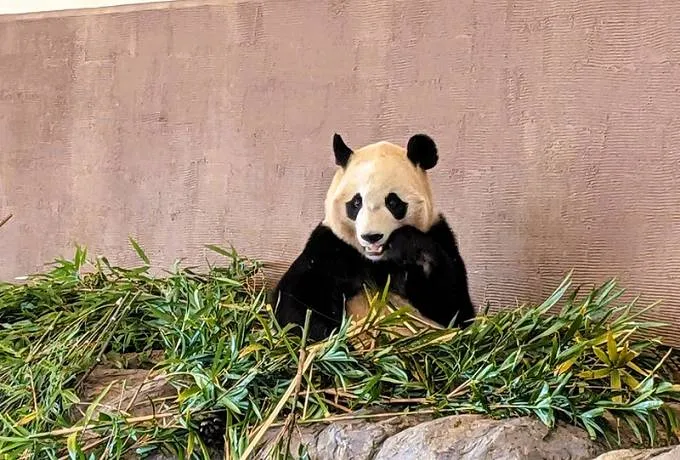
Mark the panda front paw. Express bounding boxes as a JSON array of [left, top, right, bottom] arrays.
[[384, 226, 436, 274], [195, 410, 227, 450]]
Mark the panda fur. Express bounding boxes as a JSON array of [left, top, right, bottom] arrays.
[[273, 133, 476, 342]]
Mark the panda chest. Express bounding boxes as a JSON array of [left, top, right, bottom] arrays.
[[368, 263, 410, 296], [343, 263, 410, 315]]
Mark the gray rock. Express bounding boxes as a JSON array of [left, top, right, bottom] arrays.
[[591, 446, 680, 460], [655, 445, 680, 459], [310, 415, 428, 459], [373, 414, 603, 460], [256, 411, 434, 459]]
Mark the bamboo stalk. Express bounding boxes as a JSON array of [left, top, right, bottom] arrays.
[[29, 412, 177, 438]]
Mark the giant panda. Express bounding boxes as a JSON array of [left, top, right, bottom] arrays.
[[272, 133, 475, 341], [196, 133, 476, 449]]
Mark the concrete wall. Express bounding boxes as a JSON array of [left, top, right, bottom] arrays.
[[1, 0, 679, 343]]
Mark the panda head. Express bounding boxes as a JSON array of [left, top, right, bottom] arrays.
[[323, 133, 439, 261]]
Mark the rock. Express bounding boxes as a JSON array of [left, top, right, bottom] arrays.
[[70, 367, 177, 449], [655, 445, 680, 459], [76, 367, 176, 418], [256, 410, 434, 459], [591, 446, 680, 460], [373, 414, 603, 460]]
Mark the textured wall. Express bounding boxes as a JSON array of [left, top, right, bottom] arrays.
[[1, 0, 679, 342]]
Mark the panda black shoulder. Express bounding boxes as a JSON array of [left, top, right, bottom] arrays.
[[274, 223, 365, 292], [304, 224, 361, 259], [426, 214, 462, 258]]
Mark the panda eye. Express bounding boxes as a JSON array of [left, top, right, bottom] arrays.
[[345, 193, 362, 221], [385, 192, 407, 220], [350, 194, 362, 208]]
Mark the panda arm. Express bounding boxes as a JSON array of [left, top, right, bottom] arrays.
[[272, 224, 364, 341], [384, 217, 476, 328]]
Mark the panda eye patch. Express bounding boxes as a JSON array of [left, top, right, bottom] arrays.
[[345, 193, 362, 221], [385, 192, 407, 220]]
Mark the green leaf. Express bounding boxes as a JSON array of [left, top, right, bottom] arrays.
[[607, 330, 618, 363], [129, 236, 150, 265], [205, 244, 234, 258], [592, 346, 611, 365], [632, 400, 664, 412], [67, 432, 80, 459]]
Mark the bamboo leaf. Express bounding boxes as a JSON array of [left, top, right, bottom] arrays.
[[555, 356, 578, 375], [128, 236, 150, 265], [593, 346, 611, 365], [607, 330, 618, 363]]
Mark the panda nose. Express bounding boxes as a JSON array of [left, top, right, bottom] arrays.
[[361, 233, 384, 244]]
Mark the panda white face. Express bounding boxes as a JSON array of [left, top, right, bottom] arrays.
[[323, 136, 438, 261], [345, 188, 409, 260]]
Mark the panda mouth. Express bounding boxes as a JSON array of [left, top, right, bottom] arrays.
[[363, 243, 384, 257]]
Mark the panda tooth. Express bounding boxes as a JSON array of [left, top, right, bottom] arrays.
[[363, 243, 384, 256]]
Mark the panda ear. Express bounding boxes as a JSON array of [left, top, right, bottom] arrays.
[[333, 133, 353, 168], [407, 134, 438, 170]]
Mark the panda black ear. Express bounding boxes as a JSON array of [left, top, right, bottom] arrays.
[[407, 134, 438, 170], [333, 133, 353, 168]]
